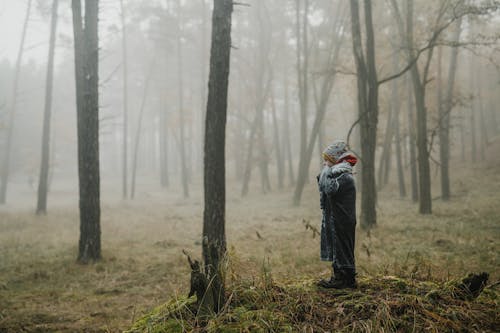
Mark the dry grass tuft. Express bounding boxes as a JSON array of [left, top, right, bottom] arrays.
[[126, 271, 499, 332]]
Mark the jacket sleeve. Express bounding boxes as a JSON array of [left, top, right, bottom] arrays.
[[322, 173, 340, 195]]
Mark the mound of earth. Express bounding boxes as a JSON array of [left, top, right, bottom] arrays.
[[126, 273, 497, 332]]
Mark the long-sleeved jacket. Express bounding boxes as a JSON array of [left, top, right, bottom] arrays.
[[318, 161, 357, 270]]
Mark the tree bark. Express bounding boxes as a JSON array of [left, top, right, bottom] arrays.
[[176, 0, 189, 198], [292, 3, 346, 205], [283, 64, 295, 186], [202, 0, 233, 313], [131, 64, 154, 199], [439, 17, 462, 200], [407, 73, 418, 202], [72, 0, 101, 263], [349, 0, 379, 228], [270, 86, 284, 189], [36, 0, 58, 215], [119, 0, 129, 199], [0, 0, 32, 204], [293, 0, 309, 204]]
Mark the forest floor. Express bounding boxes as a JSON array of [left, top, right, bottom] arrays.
[[0, 148, 499, 332]]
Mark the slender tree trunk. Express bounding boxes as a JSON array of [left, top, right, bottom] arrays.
[[406, 0, 432, 214], [293, 0, 309, 205], [394, 86, 406, 198], [478, 91, 487, 161], [469, 56, 477, 161], [283, 65, 295, 186], [131, 64, 154, 199], [176, 0, 189, 198], [407, 73, 418, 202], [202, 0, 232, 313], [36, 0, 58, 215], [439, 17, 462, 200], [0, 0, 32, 204], [270, 87, 284, 189], [241, 113, 259, 196], [119, 0, 129, 199], [199, 0, 208, 168], [159, 95, 169, 187], [293, 4, 345, 205], [350, 0, 379, 228], [72, 0, 101, 263], [378, 98, 394, 189]]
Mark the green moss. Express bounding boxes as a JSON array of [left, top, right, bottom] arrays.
[[128, 275, 499, 333]]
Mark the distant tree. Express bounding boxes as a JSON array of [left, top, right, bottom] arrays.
[[293, 1, 347, 205], [0, 0, 32, 204], [349, 0, 379, 228], [72, 0, 101, 263], [202, 0, 233, 313], [439, 17, 463, 201], [36, 0, 59, 215], [119, 0, 129, 199]]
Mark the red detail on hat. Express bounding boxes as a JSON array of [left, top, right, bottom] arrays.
[[337, 154, 358, 166]]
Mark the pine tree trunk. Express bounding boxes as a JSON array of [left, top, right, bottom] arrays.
[[72, 0, 101, 263], [439, 17, 462, 201], [176, 0, 189, 198], [394, 89, 406, 198], [131, 64, 154, 199], [119, 0, 129, 199], [283, 66, 295, 186], [350, 0, 379, 228], [270, 87, 284, 189], [0, 0, 32, 204], [199, 0, 208, 168], [202, 0, 232, 314], [407, 74, 418, 202], [292, 3, 345, 205], [293, 0, 309, 205], [406, 0, 432, 214], [36, 0, 58, 215], [469, 56, 477, 161]]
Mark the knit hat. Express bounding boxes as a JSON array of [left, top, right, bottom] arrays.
[[322, 140, 348, 163]]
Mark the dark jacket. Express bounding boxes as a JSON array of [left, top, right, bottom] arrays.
[[318, 162, 357, 271]]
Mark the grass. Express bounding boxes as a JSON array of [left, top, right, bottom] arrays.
[[0, 154, 499, 332]]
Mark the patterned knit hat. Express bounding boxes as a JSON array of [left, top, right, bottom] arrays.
[[322, 140, 349, 164]]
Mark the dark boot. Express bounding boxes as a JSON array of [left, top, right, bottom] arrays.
[[317, 267, 341, 288], [318, 269, 357, 289]]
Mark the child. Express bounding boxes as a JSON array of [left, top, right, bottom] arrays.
[[317, 140, 358, 289]]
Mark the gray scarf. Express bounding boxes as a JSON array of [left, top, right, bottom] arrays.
[[318, 161, 353, 193]]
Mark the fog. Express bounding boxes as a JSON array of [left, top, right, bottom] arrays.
[[0, 0, 498, 209], [0, 0, 499, 331]]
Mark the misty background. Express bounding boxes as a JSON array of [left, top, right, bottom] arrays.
[[4, 0, 497, 211]]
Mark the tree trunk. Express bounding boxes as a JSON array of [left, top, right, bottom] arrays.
[[159, 95, 169, 187], [394, 86, 406, 198], [202, 0, 232, 314], [439, 17, 462, 201], [406, 0, 432, 214], [283, 65, 295, 186], [241, 113, 258, 197], [72, 0, 101, 263], [0, 0, 32, 204], [293, 0, 309, 205], [119, 0, 129, 199], [131, 64, 154, 199], [469, 56, 477, 161], [292, 3, 345, 205], [176, 0, 189, 198], [36, 0, 59, 215], [199, 0, 208, 168], [350, 0, 379, 228], [270, 86, 284, 189], [407, 73, 418, 202]]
